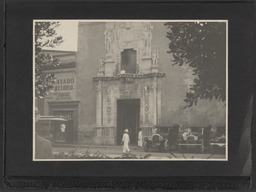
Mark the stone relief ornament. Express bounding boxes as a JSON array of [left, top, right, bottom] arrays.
[[143, 24, 153, 56], [152, 50, 159, 66], [98, 58, 104, 72], [103, 22, 155, 74], [104, 25, 115, 56], [151, 50, 159, 73], [122, 28, 134, 43], [98, 58, 105, 77]]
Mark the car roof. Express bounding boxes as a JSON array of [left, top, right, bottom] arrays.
[[182, 124, 209, 128], [38, 116, 67, 121], [154, 123, 178, 128]]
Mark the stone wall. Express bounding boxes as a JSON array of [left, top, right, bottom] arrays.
[[93, 74, 164, 145], [76, 21, 226, 145], [76, 22, 105, 144], [151, 22, 226, 127]]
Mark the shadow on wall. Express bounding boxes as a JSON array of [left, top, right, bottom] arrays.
[[186, 99, 226, 127], [161, 99, 226, 127]]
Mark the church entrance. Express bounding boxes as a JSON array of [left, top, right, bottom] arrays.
[[116, 99, 140, 145]]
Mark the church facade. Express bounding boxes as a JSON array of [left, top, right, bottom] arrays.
[[75, 21, 226, 145], [37, 21, 226, 146]]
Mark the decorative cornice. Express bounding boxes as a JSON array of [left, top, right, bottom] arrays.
[[93, 72, 165, 81], [42, 49, 77, 54], [47, 100, 80, 106]]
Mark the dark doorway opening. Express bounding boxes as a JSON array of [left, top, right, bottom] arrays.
[[117, 99, 140, 145], [121, 49, 137, 74], [48, 101, 79, 144]]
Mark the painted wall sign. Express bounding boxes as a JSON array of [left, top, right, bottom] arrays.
[[46, 72, 76, 100]]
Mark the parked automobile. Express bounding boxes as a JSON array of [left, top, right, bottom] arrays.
[[143, 124, 180, 152], [36, 116, 67, 143], [177, 124, 209, 153], [209, 125, 226, 154]]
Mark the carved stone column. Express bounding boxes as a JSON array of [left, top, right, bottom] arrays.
[[151, 50, 159, 73], [153, 76, 158, 125], [157, 78, 161, 125], [96, 80, 102, 126]]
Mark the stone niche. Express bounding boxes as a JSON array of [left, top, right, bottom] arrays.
[[97, 22, 160, 77]]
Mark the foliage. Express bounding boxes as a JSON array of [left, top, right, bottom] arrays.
[[165, 22, 226, 107], [52, 148, 152, 159], [34, 22, 63, 98]]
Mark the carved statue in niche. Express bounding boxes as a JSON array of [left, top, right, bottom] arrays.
[[105, 30, 113, 55], [104, 24, 115, 56], [98, 58, 105, 77], [98, 58, 104, 72], [152, 50, 159, 66], [143, 24, 153, 56]]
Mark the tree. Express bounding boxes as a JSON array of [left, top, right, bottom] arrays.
[[34, 22, 63, 98], [165, 22, 226, 107]]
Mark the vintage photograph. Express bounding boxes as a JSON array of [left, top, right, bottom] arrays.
[[33, 20, 227, 161]]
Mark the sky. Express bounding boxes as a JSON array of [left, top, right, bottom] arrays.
[[44, 21, 78, 52], [41, 20, 226, 52]]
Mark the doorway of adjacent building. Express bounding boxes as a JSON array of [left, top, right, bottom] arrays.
[[117, 99, 140, 145], [52, 110, 74, 144]]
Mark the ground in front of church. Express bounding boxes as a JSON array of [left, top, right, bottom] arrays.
[[52, 145, 226, 160]]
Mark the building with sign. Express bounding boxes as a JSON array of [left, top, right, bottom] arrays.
[[36, 50, 79, 144], [36, 21, 226, 146]]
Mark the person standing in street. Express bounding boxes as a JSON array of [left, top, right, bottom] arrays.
[[122, 129, 131, 153], [138, 128, 143, 147]]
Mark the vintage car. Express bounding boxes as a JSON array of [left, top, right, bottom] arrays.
[[177, 124, 211, 153], [143, 124, 180, 152], [36, 116, 67, 143], [209, 125, 226, 154]]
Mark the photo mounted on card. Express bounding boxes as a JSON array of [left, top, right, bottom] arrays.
[[33, 20, 228, 161], [4, 1, 255, 190]]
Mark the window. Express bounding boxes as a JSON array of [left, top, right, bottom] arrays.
[[121, 49, 136, 74]]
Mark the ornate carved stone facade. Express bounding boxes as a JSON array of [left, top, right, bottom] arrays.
[[98, 22, 160, 77], [93, 22, 165, 145]]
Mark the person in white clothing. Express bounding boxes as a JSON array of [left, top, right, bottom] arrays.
[[138, 128, 143, 147], [122, 129, 131, 153]]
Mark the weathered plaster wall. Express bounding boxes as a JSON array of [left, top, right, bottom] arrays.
[[76, 22, 105, 143], [76, 22, 226, 145], [151, 22, 226, 127]]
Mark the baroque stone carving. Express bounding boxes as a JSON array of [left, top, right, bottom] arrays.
[[152, 50, 159, 66], [151, 50, 159, 73], [104, 24, 115, 56], [93, 72, 166, 82], [97, 57, 105, 77], [102, 22, 154, 76], [98, 57, 104, 69], [143, 24, 153, 56]]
